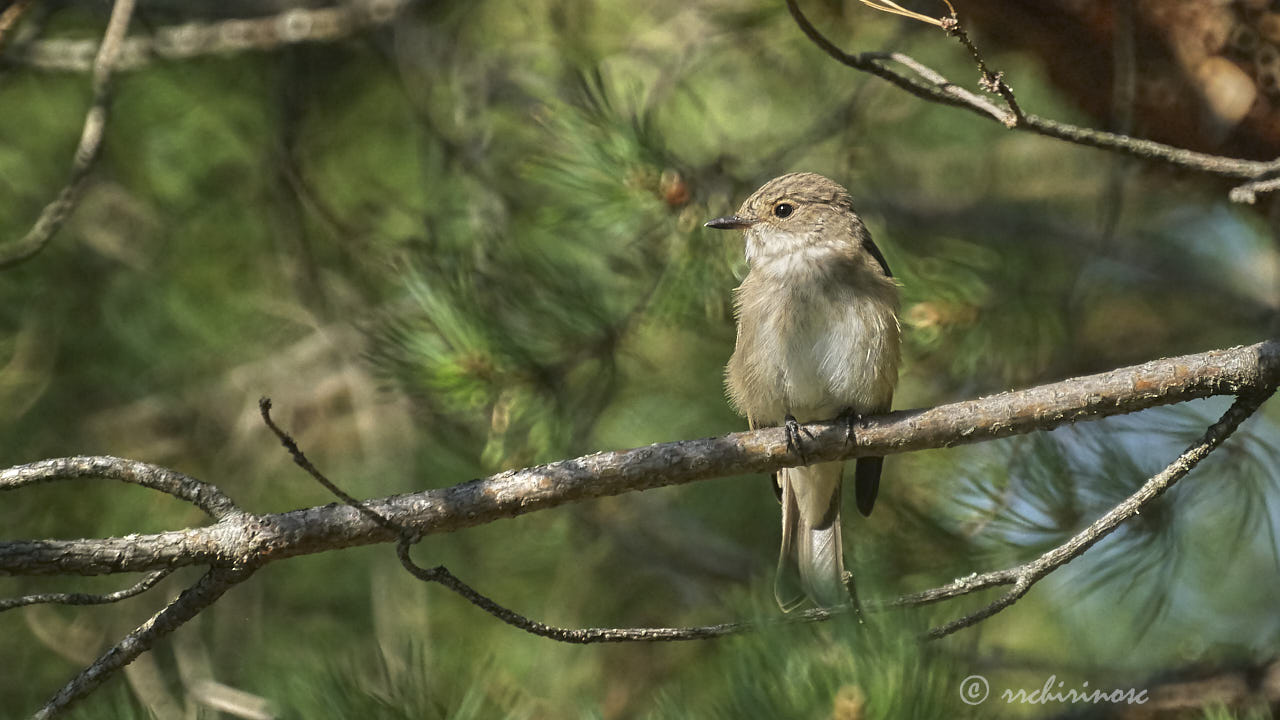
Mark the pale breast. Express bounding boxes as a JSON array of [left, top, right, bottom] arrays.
[[726, 262, 899, 426]]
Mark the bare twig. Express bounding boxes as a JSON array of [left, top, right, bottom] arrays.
[[861, 49, 1012, 120], [1229, 175, 1280, 205], [0, 0, 136, 268], [7, 0, 411, 73], [784, 0, 1280, 183], [0, 569, 173, 612], [1, 340, 1275, 578], [258, 397, 400, 535], [0, 0, 36, 54], [395, 543, 761, 642], [262, 397, 784, 642], [938, 9, 1024, 125], [32, 565, 256, 720], [0, 456, 241, 520], [920, 388, 1276, 639]]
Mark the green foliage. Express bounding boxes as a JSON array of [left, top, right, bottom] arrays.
[[275, 644, 525, 720], [646, 593, 970, 720]]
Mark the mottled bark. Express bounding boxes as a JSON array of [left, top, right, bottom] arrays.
[[2, 340, 1276, 578]]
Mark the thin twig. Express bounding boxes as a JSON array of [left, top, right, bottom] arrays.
[[922, 388, 1276, 639], [861, 50, 1011, 120], [32, 564, 256, 720], [0, 456, 240, 520], [786, 0, 1012, 122], [396, 542, 762, 642], [0, 0, 36, 54], [256, 355, 1279, 644], [0, 0, 136, 268], [263, 398, 852, 642], [0, 569, 173, 612], [258, 397, 399, 535], [938, 10, 1023, 125], [785, 0, 1280, 182], [1229, 175, 1280, 205]]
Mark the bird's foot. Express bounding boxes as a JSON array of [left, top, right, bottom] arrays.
[[837, 407, 863, 447], [842, 570, 866, 625], [783, 414, 814, 464]]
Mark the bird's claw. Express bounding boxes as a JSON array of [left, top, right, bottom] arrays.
[[838, 407, 863, 447], [784, 414, 814, 464], [842, 570, 866, 625]]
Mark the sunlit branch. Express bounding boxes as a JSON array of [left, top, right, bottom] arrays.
[[2, 340, 1275, 579], [7, 0, 410, 72], [0, 0, 136, 269]]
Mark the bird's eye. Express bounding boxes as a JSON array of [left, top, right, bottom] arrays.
[[773, 202, 794, 219]]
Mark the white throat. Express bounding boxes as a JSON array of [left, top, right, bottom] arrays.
[[746, 226, 843, 280]]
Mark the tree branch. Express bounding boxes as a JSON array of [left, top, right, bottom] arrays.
[[6, 0, 411, 73], [395, 542, 761, 642], [0, 456, 242, 520], [784, 0, 1280, 184], [0, 0, 36, 55], [1, 340, 1275, 578], [917, 387, 1276, 639], [0, 0, 136, 268], [3, 342, 1276, 717], [31, 565, 256, 720], [0, 569, 173, 612], [258, 352, 1277, 645]]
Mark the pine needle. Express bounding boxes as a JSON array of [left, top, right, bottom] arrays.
[[857, 0, 947, 28]]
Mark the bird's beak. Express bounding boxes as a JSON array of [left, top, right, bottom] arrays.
[[704, 215, 753, 230]]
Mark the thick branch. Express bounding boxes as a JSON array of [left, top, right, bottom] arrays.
[[0, 340, 1276, 577]]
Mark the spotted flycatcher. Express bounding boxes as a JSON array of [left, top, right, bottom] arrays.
[[706, 172, 901, 611]]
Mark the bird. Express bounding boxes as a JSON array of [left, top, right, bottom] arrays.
[[705, 172, 901, 611]]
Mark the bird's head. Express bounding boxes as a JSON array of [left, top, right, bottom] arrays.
[[705, 172, 865, 271]]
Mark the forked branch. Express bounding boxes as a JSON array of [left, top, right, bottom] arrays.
[[31, 565, 256, 720], [2, 341, 1276, 579], [784, 0, 1280, 188], [912, 388, 1276, 638]]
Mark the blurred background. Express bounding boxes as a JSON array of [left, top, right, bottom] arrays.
[[1, 0, 1279, 717]]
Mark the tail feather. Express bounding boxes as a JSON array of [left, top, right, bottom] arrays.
[[775, 462, 846, 610], [854, 456, 882, 517]]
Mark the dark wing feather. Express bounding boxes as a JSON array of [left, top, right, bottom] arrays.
[[854, 457, 881, 516], [862, 237, 892, 278], [853, 394, 893, 516]]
